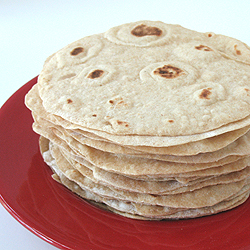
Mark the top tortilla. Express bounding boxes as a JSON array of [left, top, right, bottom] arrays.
[[37, 20, 250, 136]]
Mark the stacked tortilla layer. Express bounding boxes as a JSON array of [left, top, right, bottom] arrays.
[[25, 20, 250, 220]]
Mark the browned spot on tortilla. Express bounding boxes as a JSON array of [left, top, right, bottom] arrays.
[[131, 24, 162, 37], [92, 114, 97, 117], [245, 88, 250, 92], [109, 97, 127, 107], [150, 194, 158, 197], [195, 45, 213, 51], [153, 65, 184, 79], [117, 100, 128, 107], [199, 88, 212, 99], [207, 33, 213, 37], [70, 47, 84, 56], [87, 70, 104, 79], [168, 119, 174, 123], [234, 45, 242, 55], [67, 99, 73, 104], [117, 120, 129, 127]]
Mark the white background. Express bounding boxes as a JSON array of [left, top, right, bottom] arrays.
[[1, 0, 250, 249]]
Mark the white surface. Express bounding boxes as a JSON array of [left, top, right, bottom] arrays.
[[1, 0, 250, 249]]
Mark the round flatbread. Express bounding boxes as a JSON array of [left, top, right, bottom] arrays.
[[37, 21, 250, 138]]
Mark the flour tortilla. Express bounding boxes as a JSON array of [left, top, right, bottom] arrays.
[[50, 123, 244, 170], [69, 117, 250, 147], [36, 21, 250, 138], [45, 141, 250, 209], [66, 126, 250, 156], [28, 20, 250, 220], [34, 110, 250, 164], [30, 104, 250, 157], [33, 121, 250, 178], [25, 84, 250, 148], [55, 170, 250, 220], [58, 144, 250, 195], [92, 164, 250, 195], [30, 98, 250, 159], [40, 137, 250, 219]]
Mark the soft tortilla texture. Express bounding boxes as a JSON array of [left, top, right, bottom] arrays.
[[29, 20, 250, 220], [40, 136, 250, 220], [33, 121, 250, 178], [37, 21, 250, 137], [45, 140, 250, 209], [26, 79, 250, 148]]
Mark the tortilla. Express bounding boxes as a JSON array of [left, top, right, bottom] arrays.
[[40, 138, 250, 219], [26, 20, 250, 220], [37, 21, 250, 138]]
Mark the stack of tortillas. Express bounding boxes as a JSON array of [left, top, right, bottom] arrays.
[[25, 20, 250, 220]]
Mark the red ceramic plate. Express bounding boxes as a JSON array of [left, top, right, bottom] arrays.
[[1, 77, 250, 250]]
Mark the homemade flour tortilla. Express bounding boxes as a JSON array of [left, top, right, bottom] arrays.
[[27, 21, 250, 220], [40, 137, 250, 219], [59, 146, 250, 196], [37, 21, 250, 137], [55, 172, 250, 220], [66, 127, 250, 156], [26, 83, 250, 148], [34, 116, 245, 166], [33, 111, 250, 164], [33, 123, 250, 178], [31, 101, 250, 157], [44, 140, 250, 209], [92, 164, 250, 195]]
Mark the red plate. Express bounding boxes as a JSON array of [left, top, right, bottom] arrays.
[[1, 76, 250, 250]]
